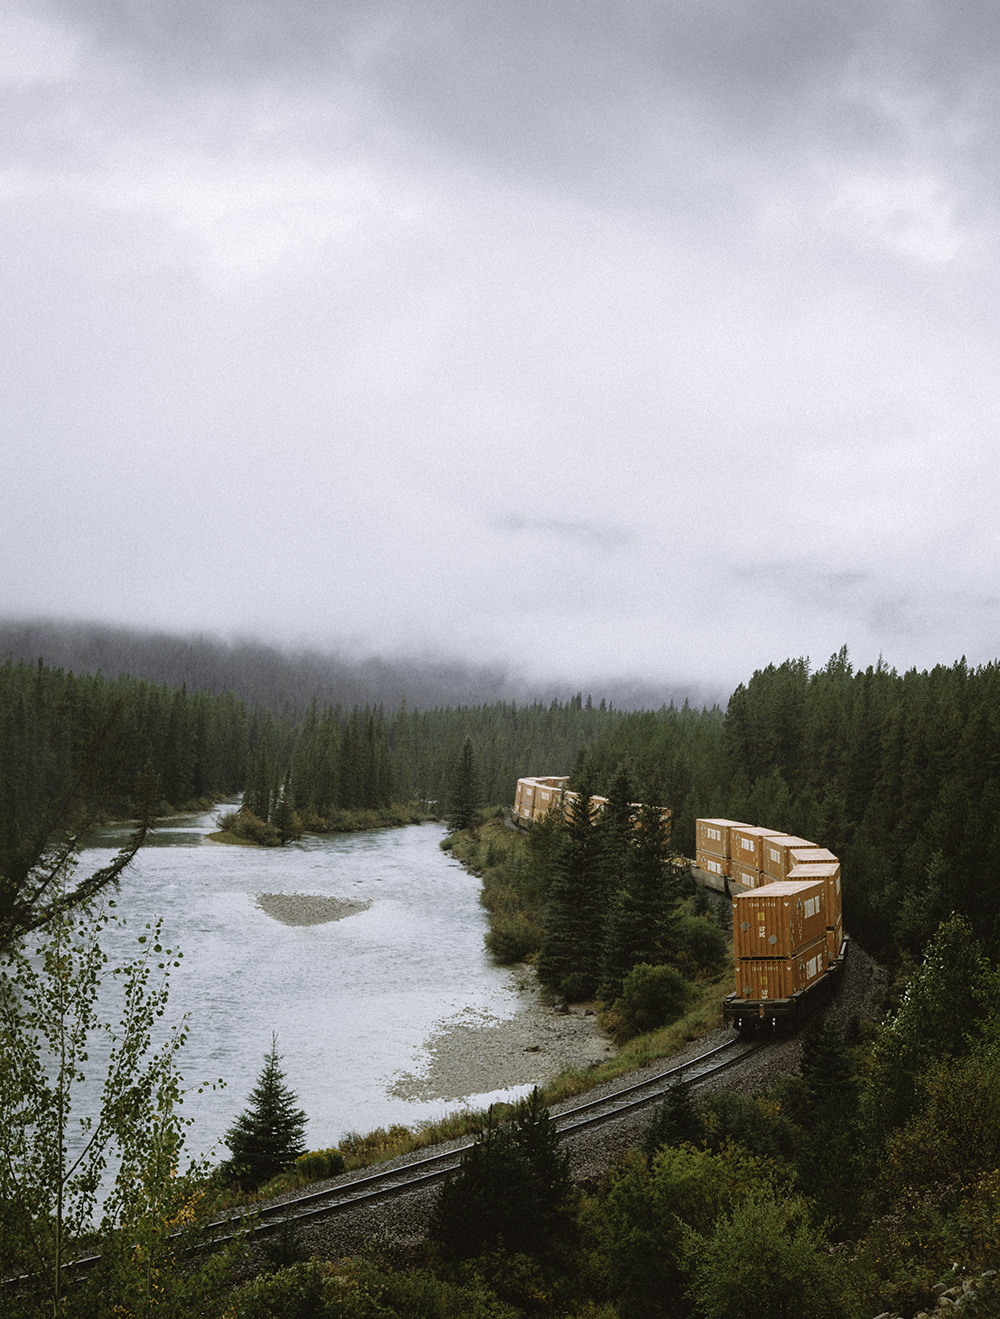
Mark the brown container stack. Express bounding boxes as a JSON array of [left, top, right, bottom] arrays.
[[729, 825, 782, 888], [732, 878, 828, 959], [731, 872, 831, 1004], [787, 861, 843, 964], [695, 818, 749, 879], [734, 940, 828, 1001], [761, 834, 817, 882]]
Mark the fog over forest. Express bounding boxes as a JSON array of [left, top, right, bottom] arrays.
[[0, 617, 726, 714]]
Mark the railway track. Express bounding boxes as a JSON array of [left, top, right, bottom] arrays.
[[50, 1033, 762, 1280], [209, 1034, 762, 1242]]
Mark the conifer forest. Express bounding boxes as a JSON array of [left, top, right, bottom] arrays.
[[1, 642, 999, 1317]]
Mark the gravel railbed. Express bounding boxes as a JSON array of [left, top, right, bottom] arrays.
[[234, 942, 889, 1276]]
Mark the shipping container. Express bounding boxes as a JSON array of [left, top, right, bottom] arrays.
[[730, 825, 785, 870], [733, 937, 828, 1001], [761, 834, 817, 881], [731, 860, 764, 890], [696, 818, 749, 860], [786, 846, 839, 869], [733, 878, 828, 960], [696, 850, 728, 880], [787, 862, 842, 919]]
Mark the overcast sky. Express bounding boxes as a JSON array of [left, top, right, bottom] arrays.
[[3, 1, 999, 695]]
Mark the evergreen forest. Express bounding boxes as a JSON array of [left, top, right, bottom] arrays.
[[3, 642, 1000, 1317]]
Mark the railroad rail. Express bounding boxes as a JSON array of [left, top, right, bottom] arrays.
[[236, 1035, 761, 1238], [45, 1034, 762, 1283]]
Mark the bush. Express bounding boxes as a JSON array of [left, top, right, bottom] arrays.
[[671, 915, 729, 978], [686, 1194, 842, 1319], [615, 964, 690, 1040], [293, 1147, 345, 1180], [485, 912, 542, 964]]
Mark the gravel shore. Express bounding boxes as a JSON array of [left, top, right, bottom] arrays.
[[388, 977, 615, 1102]]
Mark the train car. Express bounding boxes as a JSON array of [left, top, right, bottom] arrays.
[[512, 777, 670, 833], [697, 816, 849, 1033], [723, 936, 848, 1031]]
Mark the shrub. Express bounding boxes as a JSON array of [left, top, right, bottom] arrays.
[[686, 1194, 841, 1319], [615, 964, 690, 1040], [485, 912, 542, 964], [293, 1147, 345, 1180], [671, 915, 729, 978]]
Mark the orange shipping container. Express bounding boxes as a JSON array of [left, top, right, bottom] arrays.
[[731, 860, 763, 890], [731, 825, 785, 870], [696, 849, 729, 880], [787, 862, 842, 920], [733, 879, 828, 960], [734, 937, 828, 1001], [696, 818, 749, 859], [761, 835, 817, 881]]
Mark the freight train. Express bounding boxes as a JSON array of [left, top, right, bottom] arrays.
[[697, 817, 846, 1030], [511, 776, 672, 828], [511, 780, 846, 1031]]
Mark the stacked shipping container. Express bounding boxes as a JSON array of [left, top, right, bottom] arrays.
[[694, 817, 749, 882], [513, 777, 672, 833], [697, 816, 846, 1012]]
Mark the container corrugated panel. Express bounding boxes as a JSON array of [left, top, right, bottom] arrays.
[[696, 818, 749, 859], [731, 826, 785, 870], [734, 937, 828, 1001], [761, 835, 817, 881], [787, 863, 842, 921], [696, 849, 729, 879], [731, 861, 763, 889], [732, 879, 827, 959]]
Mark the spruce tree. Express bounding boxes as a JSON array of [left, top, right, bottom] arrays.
[[536, 777, 603, 999], [224, 1035, 308, 1189], [446, 737, 481, 832], [601, 796, 681, 1001]]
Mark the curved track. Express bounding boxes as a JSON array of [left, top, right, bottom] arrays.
[[49, 1034, 762, 1280], [211, 1034, 761, 1242]]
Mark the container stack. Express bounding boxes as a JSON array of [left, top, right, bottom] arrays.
[[729, 825, 784, 889], [697, 815, 847, 1005], [694, 817, 749, 884], [787, 851, 844, 963], [732, 877, 830, 1003], [761, 834, 819, 881]]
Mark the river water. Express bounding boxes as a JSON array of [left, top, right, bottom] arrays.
[[80, 807, 536, 1166]]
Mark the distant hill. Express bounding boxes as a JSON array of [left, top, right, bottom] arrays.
[[0, 618, 724, 714]]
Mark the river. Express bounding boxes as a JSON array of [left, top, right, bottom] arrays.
[[79, 806, 547, 1168]]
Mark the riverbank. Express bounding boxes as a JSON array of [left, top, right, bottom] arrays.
[[389, 974, 614, 1102]]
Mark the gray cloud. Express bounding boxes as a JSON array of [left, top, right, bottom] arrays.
[[497, 514, 635, 552], [3, 2, 1000, 693]]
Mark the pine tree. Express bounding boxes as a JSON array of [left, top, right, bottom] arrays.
[[601, 797, 682, 1001], [446, 737, 481, 832], [224, 1036, 307, 1189], [536, 777, 603, 999], [429, 1088, 573, 1262]]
